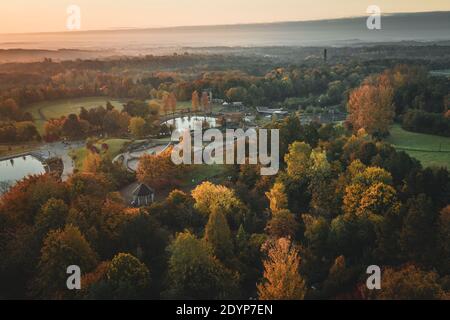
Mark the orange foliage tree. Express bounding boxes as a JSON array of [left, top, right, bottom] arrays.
[[136, 147, 182, 189], [347, 73, 395, 137]]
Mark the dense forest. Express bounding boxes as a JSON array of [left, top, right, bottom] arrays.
[[0, 45, 449, 300]]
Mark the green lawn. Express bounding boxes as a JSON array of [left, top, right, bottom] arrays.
[[181, 164, 229, 189], [26, 97, 123, 132], [387, 125, 450, 168], [0, 142, 42, 158]]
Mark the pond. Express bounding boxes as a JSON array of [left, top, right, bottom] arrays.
[[162, 116, 218, 132], [0, 155, 46, 194]]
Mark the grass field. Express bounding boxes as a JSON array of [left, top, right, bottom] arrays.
[[387, 125, 450, 168], [26, 97, 123, 132], [0, 143, 42, 158], [70, 138, 131, 170], [147, 99, 223, 113], [181, 164, 229, 189]]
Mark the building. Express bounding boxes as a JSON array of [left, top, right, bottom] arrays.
[[131, 183, 155, 207], [256, 107, 289, 116]]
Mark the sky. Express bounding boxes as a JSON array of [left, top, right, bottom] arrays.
[[1, 0, 450, 34]]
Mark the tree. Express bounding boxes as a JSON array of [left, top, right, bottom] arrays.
[[1, 174, 68, 226], [438, 205, 450, 272], [103, 109, 130, 136], [226, 87, 248, 102], [162, 93, 170, 115], [106, 253, 150, 299], [136, 147, 181, 189], [400, 194, 439, 265], [192, 91, 200, 112], [284, 141, 312, 180], [166, 231, 237, 299], [43, 118, 64, 142], [347, 74, 395, 137], [129, 116, 147, 138], [82, 151, 102, 173], [62, 114, 84, 139], [258, 238, 306, 300], [204, 207, 234, 261], [168, 92, 177, 114], [201, 91, 210, 113], [265, 182, 288, 213], [35, 225, 98, 298], [191, 182, 247, 229], [370, 265, 444, 300], [266, 209, 299, 239], [35, 198, 69, 236]]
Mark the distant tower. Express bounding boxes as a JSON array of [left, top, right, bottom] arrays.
[[324, 49, 328, 63]]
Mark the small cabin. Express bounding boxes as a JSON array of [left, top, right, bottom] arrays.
[[131, 183, 155, 207]]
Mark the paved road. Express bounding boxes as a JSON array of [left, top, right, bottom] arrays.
[[35, 141, 84, 181]]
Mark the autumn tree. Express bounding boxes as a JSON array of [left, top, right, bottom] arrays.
[[129, 116, 147, 138], [136, 147, 181, 189], [82, 151, 102, 173], [265, 182, 288, 213], [266, 209, 299, 239], [162, 93, 170, 115], [35, 198, 69, 237], [191, 181, 248, 229], [192, 90, 200, 112], [258, 238, 306, 300], [43, 118, 64, 142], [347, 74, 395, 137], [284, 141, 312, 180], [168, 92, 177, 114], [201, 91, 210, 113], [103, 109, 130, 136], [369, 265, 445, 300]]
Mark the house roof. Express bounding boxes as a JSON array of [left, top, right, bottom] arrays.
[[132, 183, 154, 197]]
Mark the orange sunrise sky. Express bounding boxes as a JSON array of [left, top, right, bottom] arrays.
[[1, 0, 450, 34]]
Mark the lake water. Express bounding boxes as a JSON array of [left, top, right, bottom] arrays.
[[163, 116, 217, 132], [0, 155, 46, 194]]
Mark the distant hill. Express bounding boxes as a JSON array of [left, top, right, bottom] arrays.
[[0, 11, 449, 61]]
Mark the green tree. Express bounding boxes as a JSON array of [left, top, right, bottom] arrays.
[[284, 141, 312, 180], [35, 225, 98, 298], [204, 207, 234, 261], [166, 231, 237, 299], [400, 194, 439, 266], [106, 253, 150, 299]]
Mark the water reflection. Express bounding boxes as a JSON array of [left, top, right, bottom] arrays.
[[0, 155, 46, 194]]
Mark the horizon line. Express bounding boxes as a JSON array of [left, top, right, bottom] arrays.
[[1, 10, 449, 37]]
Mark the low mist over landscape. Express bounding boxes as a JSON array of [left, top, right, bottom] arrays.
[[1, 11, 450, 62]]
